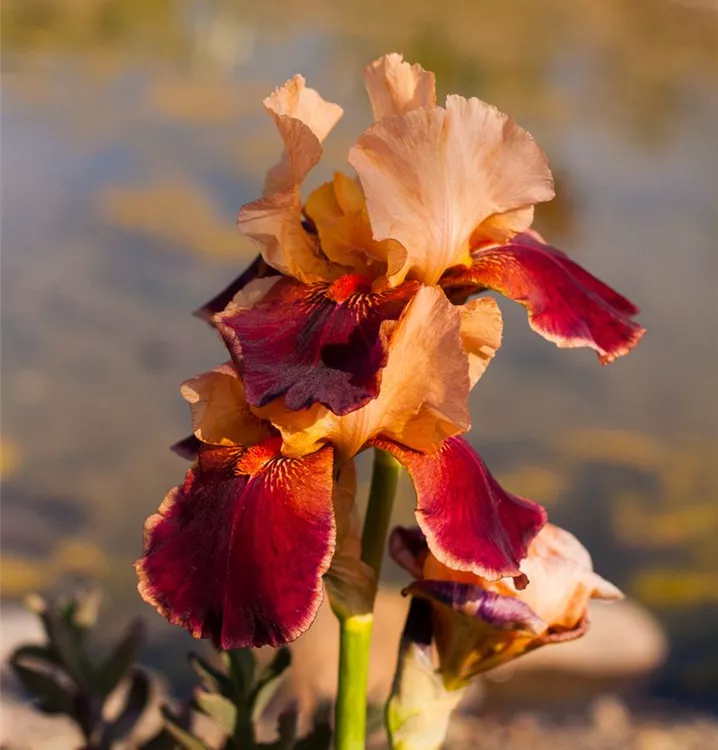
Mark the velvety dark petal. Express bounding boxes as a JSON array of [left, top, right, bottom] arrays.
[[194, 255, 280, 323], [389, 526, 429, 578], [170, 435, 200, 461], [215, 275, 419, 415], [373, 437, 547, 583], [439, 233, 644, 364], [405, 580, 545, 634], [137, 441, 335, 649]]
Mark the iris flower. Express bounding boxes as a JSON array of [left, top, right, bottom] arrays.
[[389, 523, 623, 688], [136, 54, 642, 650]]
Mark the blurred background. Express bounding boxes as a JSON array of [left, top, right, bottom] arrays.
[[1, 0, 717, 745]]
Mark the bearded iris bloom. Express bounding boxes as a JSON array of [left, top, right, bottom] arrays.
[[389, 523, 623, 688], [136, 54, 643, 651]]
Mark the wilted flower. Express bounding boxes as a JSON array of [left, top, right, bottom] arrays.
[[390, 523, 623, 688], [136, 53, 642, 652]]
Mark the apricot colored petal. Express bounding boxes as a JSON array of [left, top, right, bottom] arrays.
[[508, 524, 623, 630], [389, 525, 429, 579], [363, 53, 436, 120], [238, 76, 343, 283], [349, 96, 554, 285], [136, 442, 335, 649], [259, 286, 471, 460], [304, 173, 405, 276], [460, 297, 503, 386], [180, 362, 269, 447], [193, 255, 280, 323], [373, 436, 547, 582], [440, 233, 645, 363], [215, 275, 419, 415]]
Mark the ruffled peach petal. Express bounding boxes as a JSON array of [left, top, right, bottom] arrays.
[[304, 172, 405, 276], [237, 76, 344, 283], [363, 53, 436, 120], [459, 297, 503, 386], [508, 524, 623, 630], [349, 96, 554, 285], [180, 363, 269, 447], [258, 286, 472, 461], [136, 441, 336, 648]]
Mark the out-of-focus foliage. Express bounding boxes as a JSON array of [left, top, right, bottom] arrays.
[[8, 591, 333, 749], [9, 590, 175, 750]]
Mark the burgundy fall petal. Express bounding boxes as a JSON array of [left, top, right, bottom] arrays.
[[170, 434, 201, 461], [215, 275, 419, 415], [439, 232, 645, 364], [373, 437, 547, 583], [194, 255, 280, 323], [137, 441, 335, 649]]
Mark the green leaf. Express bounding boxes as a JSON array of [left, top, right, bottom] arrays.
[[251, 649, 291, 702], [224, 648, 255, 697], [43, 607, 94, 690], [10, 644, 63, 669], [161, 705, 211, 750], [10, 660, 75, 715], [293, 704, 332, 750], [141, 705, 192, 750], [188, 653, 234, 697], [250, 671, 286, 726], [97, 669, 151, 748], [96, 619, 146, 696], [194, 690, 237, 735]]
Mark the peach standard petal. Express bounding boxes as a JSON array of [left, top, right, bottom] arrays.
[[180, 363, 269, 447], [363, 53, 436, 120], [349, 95, 555, 286], [258, 286, 481, 461], [237, 76, 344, 283]]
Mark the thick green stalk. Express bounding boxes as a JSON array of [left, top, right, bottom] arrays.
[[334, 449, 401, 750], [360, 449, 401, 581]]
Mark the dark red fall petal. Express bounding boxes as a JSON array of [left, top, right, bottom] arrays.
[[215, 275, 419, 415], [136, 441, 335, 649], [372, 437, 547, 582], [389, 525, 429, 578], [193, 255, 280, 323], [170, 434, 201, 461], [404, 580, 545, 634], [439, 233, 645, 364]]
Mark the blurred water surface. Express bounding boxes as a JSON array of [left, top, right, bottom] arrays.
[[1, 0, 717, 706]]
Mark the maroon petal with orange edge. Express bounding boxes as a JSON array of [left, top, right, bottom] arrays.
[[439, 232, 645, 364], [136, 439, 335, 649], [405, 580, 546, 634], [372, 437, 547, 584], [215, 274, 419, 415], [194, 255, 280, 322]]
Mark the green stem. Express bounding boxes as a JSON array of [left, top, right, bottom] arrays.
[[336, 614, 373, 750], [360, 449, 401, 582], [334, 449, 401, 750]]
